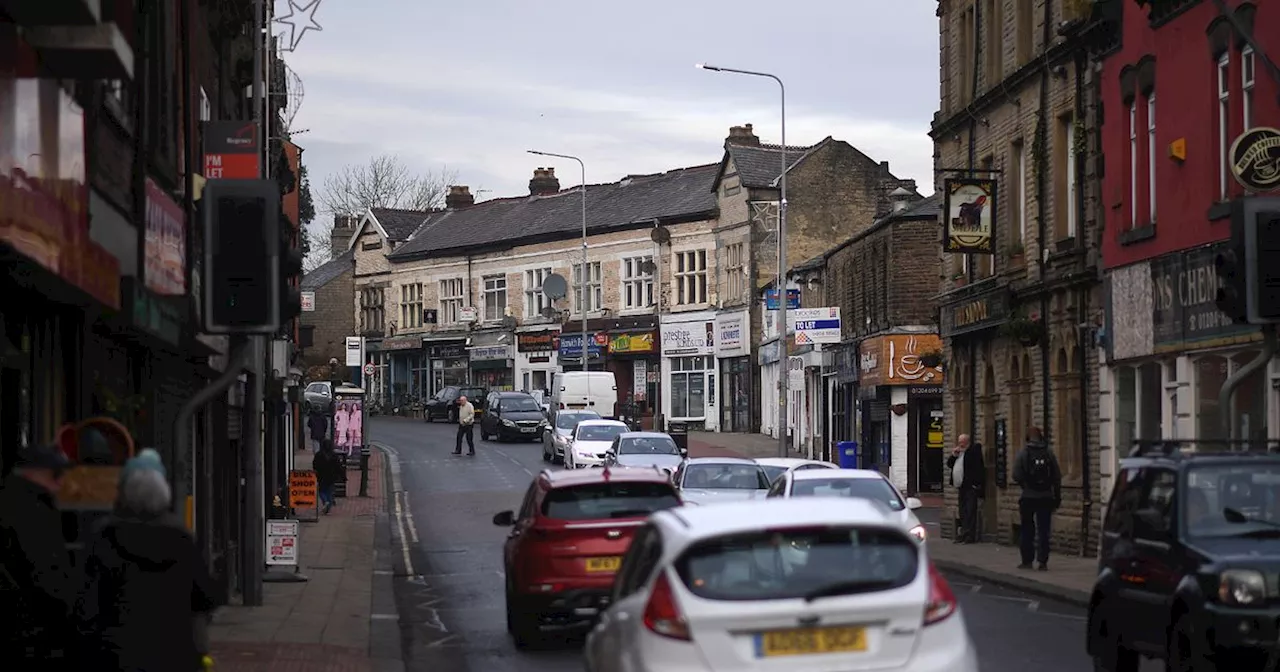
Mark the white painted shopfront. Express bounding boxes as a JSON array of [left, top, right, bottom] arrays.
[[514, 328, 561, 396], [660, 310, 719, 431]]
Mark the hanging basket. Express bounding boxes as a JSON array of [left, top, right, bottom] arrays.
[[920, 352, 943, 369], [1000, 316, 1045, 347]]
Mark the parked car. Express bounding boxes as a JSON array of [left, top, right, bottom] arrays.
[[541, 409, 602, 464], [1088, 443, 1280, 671], [673, 457, 772, 506], [493, 466, 683, 648], [767, 468, 928, 542], [423, 385, 488, 422], [603, 431, 686, 476], [565, 419, 630, 469], [583, 498, 976, 672], [754, 456, 838, 484], [479, 391, 547, 441], [303, 381, 333, 413]]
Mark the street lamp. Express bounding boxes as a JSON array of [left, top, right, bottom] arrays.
[[696, 62, 789, 458], [527, 150, 589, 372]]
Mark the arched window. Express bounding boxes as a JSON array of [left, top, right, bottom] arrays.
[[1196, 352, 1268, 444], [1052, 343, 1083, 482]]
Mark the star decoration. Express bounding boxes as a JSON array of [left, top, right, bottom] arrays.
[[274, 0, 323, 51]]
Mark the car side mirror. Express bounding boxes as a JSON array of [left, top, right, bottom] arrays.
[[906, 497, 924, 510], [492, 510, 516, 527], [679, 447, 688, 458]]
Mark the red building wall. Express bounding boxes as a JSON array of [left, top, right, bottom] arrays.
[[1100, 0, 1279, 271]]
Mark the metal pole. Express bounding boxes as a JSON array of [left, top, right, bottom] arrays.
[[242, 337, 265, 605], [527, 150, 588, 371], [695, 63, 788, 457], [1219, 325, 1277, 440], [653, 218, 663, 431]]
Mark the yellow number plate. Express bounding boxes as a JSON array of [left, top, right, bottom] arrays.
[[585, 556, 622, 572], [758, 626, 867, 657]]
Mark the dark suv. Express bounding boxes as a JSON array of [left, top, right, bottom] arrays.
[[493, 467, 682, 648], [480, 391, 547, 442], [424, 385, 488, 423], [1088, 441, 1280, 671]]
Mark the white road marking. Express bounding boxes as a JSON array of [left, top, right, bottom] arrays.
[[370, 613, 399, 620], [402, 490, 420, 544], [493, 447, 535, 476], [1026, 600, 1040, 612], [374, 442, 417, 575], [393, 492, 415, 576], [423, 634, 460, 648]]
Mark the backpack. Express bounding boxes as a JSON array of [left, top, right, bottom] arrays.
[[1027, 453, 1053, 490]]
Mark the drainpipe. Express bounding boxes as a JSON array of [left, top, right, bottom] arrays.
[[966, 0, 982, 445], [1073, 45, 1093, 556], [1038, 0, 1053, 455]]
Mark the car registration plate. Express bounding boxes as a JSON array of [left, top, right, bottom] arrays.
[[756, 626, 867, 657], [520, 427, 535, 433], [584, 556, 622, 572], [567, 403, 587, 409]]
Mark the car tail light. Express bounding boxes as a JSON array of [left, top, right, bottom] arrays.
[[643, 572, 690, 640], [923, 562, 957, 626]]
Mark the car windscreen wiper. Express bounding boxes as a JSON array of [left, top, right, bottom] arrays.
[[802, 579, 898, 602], [1223, 507, 1280, 528]]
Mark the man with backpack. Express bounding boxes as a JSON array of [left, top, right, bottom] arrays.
[[1012, 426, 1062, 571]]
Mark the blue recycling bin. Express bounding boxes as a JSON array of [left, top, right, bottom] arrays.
[[837, 441, 858, 469]]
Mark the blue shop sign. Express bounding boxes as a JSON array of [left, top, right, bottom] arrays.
[[559, 333, 605, 358]]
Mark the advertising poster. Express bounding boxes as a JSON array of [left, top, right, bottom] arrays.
[[334, 398, 364, 455]]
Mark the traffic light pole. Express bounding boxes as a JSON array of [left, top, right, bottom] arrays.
[[1218, 325, 1277, 440]]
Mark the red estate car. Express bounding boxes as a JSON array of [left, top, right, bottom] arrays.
[[492, 466, 682, 648]]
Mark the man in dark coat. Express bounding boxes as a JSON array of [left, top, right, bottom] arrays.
[[946, 433, 986, 544], [308, 411, 328, 453], [313, 439, 341, 514], [1012, 426, 1062, 571], [0, 443, 74, 664]]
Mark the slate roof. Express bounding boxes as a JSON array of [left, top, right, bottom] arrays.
[[370, 208, 435, 242], [820, 193, 942, 262], [388, 164, 719, 260], [722, 140, 825, 189], [301, 250, 353, 290]]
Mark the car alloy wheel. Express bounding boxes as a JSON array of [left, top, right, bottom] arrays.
[[1090, 608, 1138, 672]]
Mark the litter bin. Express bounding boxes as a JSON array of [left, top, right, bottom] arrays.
[[837, 441, 858, 469], [667, 420, 689, 453]]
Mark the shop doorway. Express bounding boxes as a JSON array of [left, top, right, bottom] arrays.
[[915, 401, 945, 493], [720, 357, 751, 432]]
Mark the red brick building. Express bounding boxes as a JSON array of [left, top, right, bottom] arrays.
[[1098, 1, 1280, 503]]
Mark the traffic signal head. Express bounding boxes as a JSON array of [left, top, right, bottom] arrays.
[[1214, 249, 1247, 324], [278, 213, 303, 330], [203, 179, 281, 334], [1231, 197, 1280, 324]]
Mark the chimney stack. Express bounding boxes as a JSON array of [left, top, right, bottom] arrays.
[[329, 214, 358, 256], [889, 186, 914, 214], [529, 167, 560, 196], [446, 185, 475, 209], [725, 123, 761, 147]]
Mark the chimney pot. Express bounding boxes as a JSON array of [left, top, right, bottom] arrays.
[[725, 123, 761, 147], [529, 166, 561, 196]]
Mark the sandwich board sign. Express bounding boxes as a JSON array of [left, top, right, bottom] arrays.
[[266, 519, 299, 566]]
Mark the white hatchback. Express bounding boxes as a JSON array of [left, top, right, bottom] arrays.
[[754, 457, 838, 485], [767, 468, 929, 542], [566, 419, 629, 469], [583, 498, 977, 672]]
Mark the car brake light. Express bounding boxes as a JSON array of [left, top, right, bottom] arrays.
[[923, 562, 957, 626], [643, 572, 690, 640]]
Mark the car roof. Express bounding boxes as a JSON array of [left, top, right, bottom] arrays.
[[654, 498, 898, 538], [790, 468, 887, 482], [683, 456, 760, 466], [755, 457, 830, 468], [618, 432, 671, 440], [577, 419, 628, 427], [494, 391, 534, 397], [540, 466, 671, 487]]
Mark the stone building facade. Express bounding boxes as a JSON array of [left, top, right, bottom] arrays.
[[299, 216, 355, 369], [932, 0, 1104, 555]]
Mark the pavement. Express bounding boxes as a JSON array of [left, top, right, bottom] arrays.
[[366, 417, 1146, 671], [207, 447, 403, 672]]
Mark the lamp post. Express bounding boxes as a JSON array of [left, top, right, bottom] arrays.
[[528, 150, 589, 372], [697, 63, 789, 458]]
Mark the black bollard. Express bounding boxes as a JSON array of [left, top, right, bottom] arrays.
[[359, 446, 370, 497]]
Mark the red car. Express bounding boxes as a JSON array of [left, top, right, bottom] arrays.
[[492, 466, 682, 647]]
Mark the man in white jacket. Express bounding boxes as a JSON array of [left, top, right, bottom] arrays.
[[946, 433, 986, 544], [453, 396, 476, 456]]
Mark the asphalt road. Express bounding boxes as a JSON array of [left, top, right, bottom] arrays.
[[370, 417, 1157, 671]]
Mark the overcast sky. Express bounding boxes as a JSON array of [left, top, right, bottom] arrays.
[[277, 0, 940, 245]]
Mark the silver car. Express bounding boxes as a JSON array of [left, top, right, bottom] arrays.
[[603, 431, 687, 476], [673, 457, 772, 506], [540, 409, 601, 463]]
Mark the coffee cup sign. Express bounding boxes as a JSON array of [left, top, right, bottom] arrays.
[[858, 334, 945, 387]]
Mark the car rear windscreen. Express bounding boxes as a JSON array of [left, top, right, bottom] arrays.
[[674, 526, 918, 601], [500, 397, 541, 412], [792, 478, 905, 510], [577, 425, 626, 442], [682, 463, 770, 490], [542, 482, 681, 521]]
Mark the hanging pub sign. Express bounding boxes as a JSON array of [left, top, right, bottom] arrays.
[[942, 177, 996, 254], [1230, 127, 1280, 192]]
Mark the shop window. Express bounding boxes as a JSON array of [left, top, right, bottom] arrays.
[[670, 356, 709, 419], [1052, 346, 1083, 481], [1117, 362, 1165, 453], [1197, 351, 1269, 445]]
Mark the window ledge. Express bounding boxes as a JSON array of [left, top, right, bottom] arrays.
[[1118, 223, 1156, 246], [1207, 201, 1231, 222]]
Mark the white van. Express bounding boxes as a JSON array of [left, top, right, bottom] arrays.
[[552, 371, 618, 418]]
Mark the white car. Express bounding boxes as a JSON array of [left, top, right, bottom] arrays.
[[583, 498, 976, 672], [768, 469, 929, 542], [754, 457, 838, 484], [674, 457, 772, 506], [566, 419, 629, 469]]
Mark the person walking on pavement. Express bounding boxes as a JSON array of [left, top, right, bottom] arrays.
[[307, 410, 328, 453], [946, 433, 985, 544], [0, 443, 75, 665], [454, 395, 476, 456], [314, 439, 341, 514], [1011, 426, 1062, 571], [76, 449, 221, 671]]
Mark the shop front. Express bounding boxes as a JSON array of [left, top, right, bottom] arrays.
[[607, 328, 659, 429], [660, 311, 718, 431], [381, 336, 426, 406], [715, 310, 752, 433], [759, 338, 782, 438], [857, 333, 945, 495], [826, 342, 858, 452], [558, 331, 606, 372], [515, 329, 560, 397], [426, 340, 468, 394], [470, 341, 515, 391]]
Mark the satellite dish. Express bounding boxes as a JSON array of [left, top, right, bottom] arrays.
[[650, 226, 671, 244], [639, 260, 657, 275], [540, 307, 559, 319], [542, 273, 568, 300]]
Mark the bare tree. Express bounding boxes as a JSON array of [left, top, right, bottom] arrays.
[[318, 154, 457, 217]]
